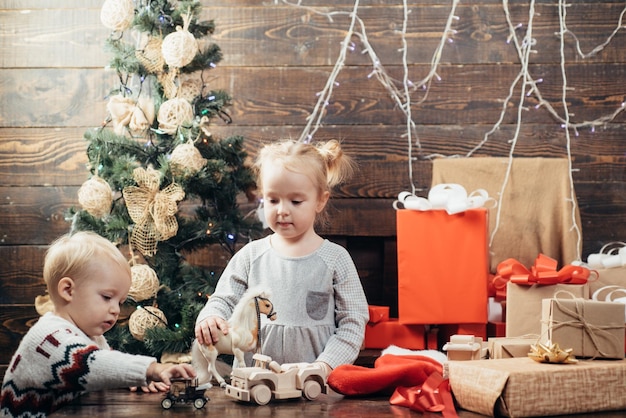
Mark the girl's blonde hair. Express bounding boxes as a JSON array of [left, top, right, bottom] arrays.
[[43, 231, 130, 304], [254, 139, 356, 224]]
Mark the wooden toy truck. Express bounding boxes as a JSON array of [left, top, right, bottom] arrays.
[[224, 353, 328, 405]]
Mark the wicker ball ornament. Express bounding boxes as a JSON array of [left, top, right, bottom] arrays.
[[136, 37, 165, 74], [128, 306, 167, 341], [161, 25, 199, 68], [178, 77, 203, 103], [100, 0, 135, 31], [170, 141, 207, 176], [77, 176, 113, 218], [157, 97, 194, 134], [129, 264, 160, 302]]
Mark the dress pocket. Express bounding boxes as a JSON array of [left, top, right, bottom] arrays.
[[306, 291, 330, 320]]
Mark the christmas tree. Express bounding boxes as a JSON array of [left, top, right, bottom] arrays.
[[62, 0, 262, 358]]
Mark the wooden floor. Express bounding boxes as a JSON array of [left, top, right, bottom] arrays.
[[49, 386, 626, 417]]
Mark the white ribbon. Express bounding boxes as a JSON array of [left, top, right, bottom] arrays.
[[591, 285, 626, 322], [393, 183, 495, 215], [586, 241, 626, 269]]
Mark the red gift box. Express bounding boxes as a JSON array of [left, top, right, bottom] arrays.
[[396, 209, 489, 324], [363, 319, 426, 349], [368, 305, 390, 324]]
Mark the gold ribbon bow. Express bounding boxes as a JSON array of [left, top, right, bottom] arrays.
[[123, 167, 185, 256], [107, 95, 155, 136]]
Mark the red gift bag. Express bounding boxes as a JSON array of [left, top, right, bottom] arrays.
[[397, 208, 488, 324]]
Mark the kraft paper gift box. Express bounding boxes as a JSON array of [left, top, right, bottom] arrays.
[[363, 319, 425, 350], [488, 336, 536, 359], [396, 208, 488, 324], [448, 357, 626, 417], [541, 297, 625, 359], [505, 282, 588, 337], [442, 334, 487, 361]]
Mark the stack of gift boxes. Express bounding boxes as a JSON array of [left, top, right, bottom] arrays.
[[366, 185, 626, 416], [448, 256, 626, 417]]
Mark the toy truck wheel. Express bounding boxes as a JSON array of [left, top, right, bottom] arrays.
[[250, 384, 272, 405], [193, 397, 206, 409], [161, 398, 173, 409], [303, 380, 322, 400]]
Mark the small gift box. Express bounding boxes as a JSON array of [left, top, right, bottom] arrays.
[[488, 336, 536, 359], [541, 296, 625, 359], [505, 282, 588, 337], [367, 305, 390, 324], [442, 334, 487, 361], [363, 319, 425, 350]]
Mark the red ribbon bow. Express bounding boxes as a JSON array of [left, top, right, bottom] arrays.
[[389, 372, 458, 417], [492, 254, 590, 299]]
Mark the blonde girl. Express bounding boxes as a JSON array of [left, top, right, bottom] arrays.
[[195, 139, 368, 376]]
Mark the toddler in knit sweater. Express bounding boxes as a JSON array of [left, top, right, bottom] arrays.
[[0, 231, 196, 417]]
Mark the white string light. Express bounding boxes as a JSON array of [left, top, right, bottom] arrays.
[[276, 0, 625, 261]]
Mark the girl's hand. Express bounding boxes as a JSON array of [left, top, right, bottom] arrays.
[[194, 316, 229, 346]]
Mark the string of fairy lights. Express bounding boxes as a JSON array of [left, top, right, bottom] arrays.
[[275, 0, 626, 262]]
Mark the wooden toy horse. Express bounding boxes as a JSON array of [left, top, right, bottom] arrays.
[[191, 287, 277, 388]]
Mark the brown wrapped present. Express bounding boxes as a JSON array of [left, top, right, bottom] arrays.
[[448, 357, 626, 417], [488, 337, 537, 359], [541, 297, 625, 359], [505, 282, 588, 337]]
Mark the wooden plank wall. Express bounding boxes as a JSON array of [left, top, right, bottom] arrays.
[[1, 0, 625, 376]]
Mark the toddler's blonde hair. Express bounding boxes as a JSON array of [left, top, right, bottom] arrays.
[[43, 231, 130, 305], [254, 139, 355, 225]]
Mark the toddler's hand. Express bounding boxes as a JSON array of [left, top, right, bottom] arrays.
[[147, 362, 196, 386], [194, 316, 229, 346], [129, 381, 169, 393]]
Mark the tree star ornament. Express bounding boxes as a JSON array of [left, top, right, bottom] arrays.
[[123, 167, 185, 257]]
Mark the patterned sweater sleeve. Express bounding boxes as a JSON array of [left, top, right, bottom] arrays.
[[1, 314, 155, 417]]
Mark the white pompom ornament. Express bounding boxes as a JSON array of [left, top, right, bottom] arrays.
[[100, 0, 135, 31], [161, 15, 198, 68]]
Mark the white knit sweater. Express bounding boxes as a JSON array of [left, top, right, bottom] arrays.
[[1, 313, 155, 417]]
